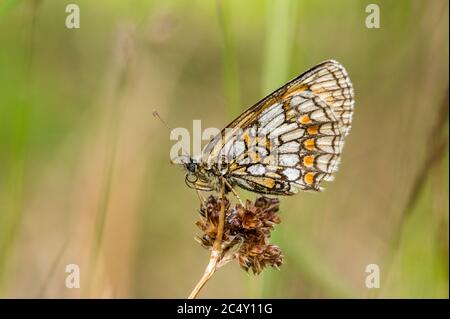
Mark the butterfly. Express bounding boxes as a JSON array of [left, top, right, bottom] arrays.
[[178, 60, 354, 197]]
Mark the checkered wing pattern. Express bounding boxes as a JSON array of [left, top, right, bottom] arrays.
[[202, 60, 354, 195]]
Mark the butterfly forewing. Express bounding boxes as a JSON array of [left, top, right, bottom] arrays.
[[202, 60, 354, 195], [292, 61, 354, 136]]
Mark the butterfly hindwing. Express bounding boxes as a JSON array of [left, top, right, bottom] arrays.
[[220, 92, 341, 194], [202, 60, 354, 195]]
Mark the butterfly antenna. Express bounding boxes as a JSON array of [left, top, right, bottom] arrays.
[[152, 110, 172, 131], [152, 110, 192, 161]]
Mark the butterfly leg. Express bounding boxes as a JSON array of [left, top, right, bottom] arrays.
[[224, 179, 244, 206], [195, 189, 207, 209]]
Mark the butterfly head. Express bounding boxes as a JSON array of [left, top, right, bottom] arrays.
[[185, 157, 199, 174], [174, 155, 214, 191]]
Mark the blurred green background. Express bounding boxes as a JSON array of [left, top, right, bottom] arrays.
[[0, 0, 448, 298]]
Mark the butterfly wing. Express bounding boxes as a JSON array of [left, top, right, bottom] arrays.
[[202, 60, 354, 195]]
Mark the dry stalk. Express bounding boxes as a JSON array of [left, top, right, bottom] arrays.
[[188, 177, 226, 299]]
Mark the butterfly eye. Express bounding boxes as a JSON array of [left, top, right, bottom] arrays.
[[187, 162, 198, 173]]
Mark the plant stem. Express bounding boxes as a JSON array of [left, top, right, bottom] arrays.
[[214, 177, 226, 250], [188, 250, 219, 299], [188, 177, 226, 299]]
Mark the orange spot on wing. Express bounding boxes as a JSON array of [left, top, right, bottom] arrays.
[[304, 172, 315, 185], [303, 138, 316, 151], [265, 172, 281, 178], [261, 177, 275, 188], [229, 163, 240, 171], [299, 115, 312, 124], [297, 84, 309, 92], [303, 155, 315, 167], [249, 151, 260, 162], [248, 176, 276, 188], [265, 138, 271, 151], [262, 155, 276, 165], [284, 84, 309, 98], [313, 88, 325, 94], [326, 96, 335, 103], [243, 129, 258, 149], [307, 125, 319, 135], [243, 130, 250, 144]]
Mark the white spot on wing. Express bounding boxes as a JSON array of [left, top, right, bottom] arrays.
[[297, 99, 317, 113], [232, 140, 245, 156], [281, 129, 305, 142], [263, 113, 285, 131], [290, 95, 306, 107], [315, 136, 343, 153], [279, 154, 299, 166], [278, 141, 300, 153], [253, 146, 268, 157], [310, 108, 331, 121], [248, 164, 266, 175], [317, 122, 338, 135], [268, 123, 297, 139], [219, 139, 234, 157], [259, 103, 283, 126], [283, 168, 300, 181], [315, 154, 338, 172]]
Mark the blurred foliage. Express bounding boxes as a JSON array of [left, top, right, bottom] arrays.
[[0, 0, 448, 298]]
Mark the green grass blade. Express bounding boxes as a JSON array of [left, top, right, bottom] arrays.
[[216, 0, 241, 117]]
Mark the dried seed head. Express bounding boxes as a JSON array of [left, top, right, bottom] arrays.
[[236, 244, 283, 274], [195, 195, 283, 274]]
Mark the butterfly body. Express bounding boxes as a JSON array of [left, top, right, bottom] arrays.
[[181, 60, 354, 196]]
